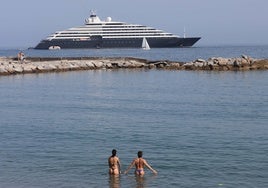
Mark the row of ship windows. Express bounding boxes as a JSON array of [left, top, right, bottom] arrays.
[[70, 31, 160, 34], [70, 39, 138, 44], [83, 25, 151, 27], [67, 30, 161, 33], [85, 23, 124, 26], [54, 33, 172, 36], [55, 34, 170, 36], [57, 37, 171, 41], [69, 39, 134, 42], [75, 28, 157, 31], [84, 24, 145, 27], [54, 34, 171, 38], [78, 27, 157, 31], [87, 40, 137, 43]]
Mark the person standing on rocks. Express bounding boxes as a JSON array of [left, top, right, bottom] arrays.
[[17, 51, 25, 63]]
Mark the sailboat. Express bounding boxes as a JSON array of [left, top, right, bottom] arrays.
[[142, 37, 150, 50]]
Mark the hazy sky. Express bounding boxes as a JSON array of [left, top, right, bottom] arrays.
[[0, 0, 267, 48]]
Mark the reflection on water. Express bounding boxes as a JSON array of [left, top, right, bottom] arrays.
[[109, 175, 120, 188], [135, 175, 146, 188], [123, 174, 157, 188], [108, 172, 157, 188]]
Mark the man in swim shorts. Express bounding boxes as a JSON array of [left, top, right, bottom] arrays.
[[108, 149, 121, 175], [124, 151, 157, 176]]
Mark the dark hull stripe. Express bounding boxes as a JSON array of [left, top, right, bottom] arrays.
[[35, 37, 201, 49]]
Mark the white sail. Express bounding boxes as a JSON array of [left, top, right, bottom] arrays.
[[142, 37, 150, 50]]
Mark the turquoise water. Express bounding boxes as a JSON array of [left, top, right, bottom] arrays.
[[0, 68, 268, 187]]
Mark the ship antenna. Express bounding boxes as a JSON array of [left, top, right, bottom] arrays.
[[90, 10, 97, 16], [183, 27, 186, 38]]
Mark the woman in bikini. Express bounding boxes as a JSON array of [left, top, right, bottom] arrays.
[[108, 149, 121, 175], [124, 151, 157, 176]]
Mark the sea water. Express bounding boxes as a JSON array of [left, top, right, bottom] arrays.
[[1, 45, 268, 62], [0, 46, 268, 187]]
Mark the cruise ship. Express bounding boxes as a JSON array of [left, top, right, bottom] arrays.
[[35, 12, 201, 49]]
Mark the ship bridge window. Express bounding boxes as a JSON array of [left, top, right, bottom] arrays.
[[86, 23, 102, 26], [105, 23, 124, 25]]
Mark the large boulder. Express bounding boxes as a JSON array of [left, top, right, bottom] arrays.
[[13, 65, 24, 73], [85, 61, 95, 68], [23, 64, 37, 73], [93, 61, 104, 68]]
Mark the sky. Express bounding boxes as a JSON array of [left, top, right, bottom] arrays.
[[0, 0, 267, 48]]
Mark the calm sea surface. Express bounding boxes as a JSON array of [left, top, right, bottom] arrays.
[[1, 45, 268, 62], [0, 46, 268, 187]]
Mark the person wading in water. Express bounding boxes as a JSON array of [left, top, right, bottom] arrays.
[[124, 151, 157, 176], [108, 149, 121, 175]]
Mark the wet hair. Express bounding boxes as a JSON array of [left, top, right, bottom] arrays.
[[137, 151, 143, 158], [112, 149, 117, 157]]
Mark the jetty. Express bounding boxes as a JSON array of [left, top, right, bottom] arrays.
[[0, 55, 268, 76]]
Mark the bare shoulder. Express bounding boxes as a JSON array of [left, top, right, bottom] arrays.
[[143, 158, 149, 164], [132, 158, 138, 163]]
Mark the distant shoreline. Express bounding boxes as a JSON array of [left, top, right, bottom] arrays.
[[0, 56, 268, 76]]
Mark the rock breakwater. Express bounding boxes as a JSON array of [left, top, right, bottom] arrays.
[[0, 55, 267, 76]]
